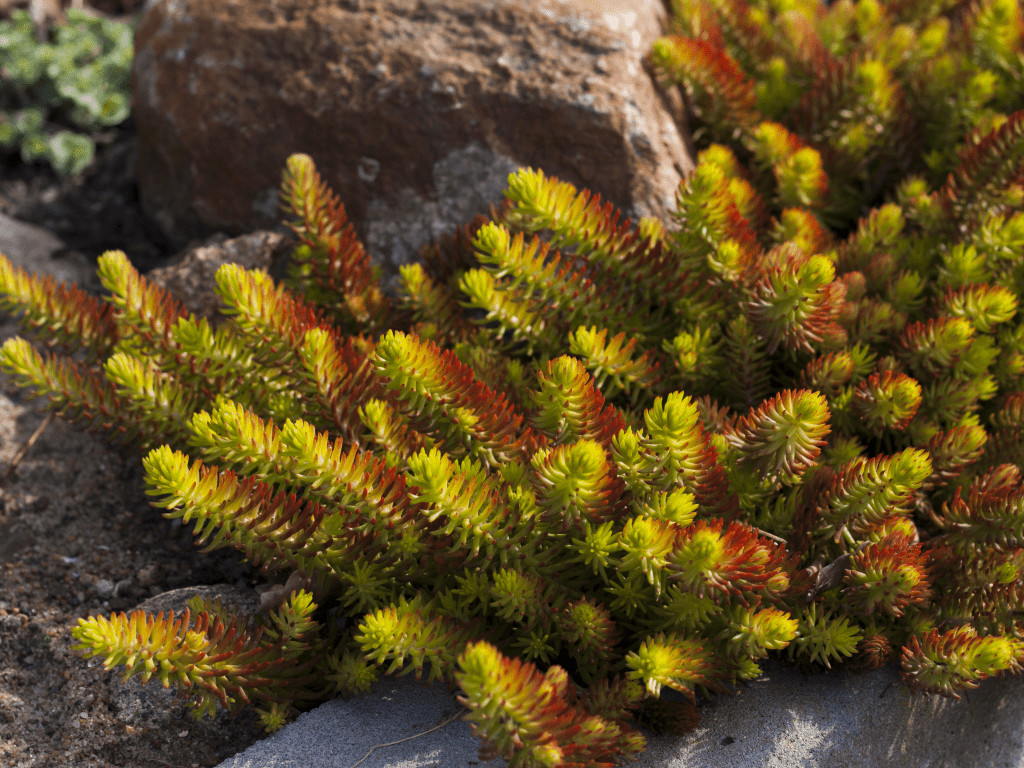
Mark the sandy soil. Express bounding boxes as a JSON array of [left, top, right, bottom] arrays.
[[0, 323, 269, 766], [1, 6, 274, 764]]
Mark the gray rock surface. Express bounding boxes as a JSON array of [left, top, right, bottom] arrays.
[[145, 230, 295, 320], [0, 211, 98, 291], [218, 675, 502, 768], [132, 0, 692, 276], [132, 583, 260, 623], [216, 661, 1024, 768]]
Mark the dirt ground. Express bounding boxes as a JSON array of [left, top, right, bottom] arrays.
[[0, 357, 268, 767], [1, 5, 277, 766]]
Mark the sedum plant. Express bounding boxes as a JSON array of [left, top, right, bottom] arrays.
[[0, 0, 1023, 764], [0, 8, 133, 175]]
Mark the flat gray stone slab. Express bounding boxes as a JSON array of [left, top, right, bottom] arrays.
[[217, 661, 1024, 768], [219, 675, 503, 768]]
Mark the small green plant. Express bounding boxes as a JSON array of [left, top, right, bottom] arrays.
[[0, 1, 1023, 766], [0, 8, 133, 175]]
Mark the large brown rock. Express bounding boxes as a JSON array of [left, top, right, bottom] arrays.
[[133, 0, 692, 273]]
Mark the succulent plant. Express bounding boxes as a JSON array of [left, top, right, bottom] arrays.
[[0, 1, 1022, 765], [0, 8, 133, 175]]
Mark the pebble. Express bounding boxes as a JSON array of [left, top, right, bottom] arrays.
[[136, 564, 159, 586], [93, 579, 115, 598]]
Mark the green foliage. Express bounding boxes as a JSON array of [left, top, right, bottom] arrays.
[[0, 9, 133, 175], [654, 0, 1024, 229], [1, 1, 1024, 764]]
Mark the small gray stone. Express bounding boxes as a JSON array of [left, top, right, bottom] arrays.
[[107, 584, 260, 727], [0, 212, 98, 291], [134, 584, 259, 618], [135, 564, 160, 587], [92, 579, 116, 599], [145, 230, 295, 321]]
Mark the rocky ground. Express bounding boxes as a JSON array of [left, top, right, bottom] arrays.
[[0, 4, 275, 766]]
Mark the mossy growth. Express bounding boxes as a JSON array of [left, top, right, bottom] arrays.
[[0, 0, 1023, 765]]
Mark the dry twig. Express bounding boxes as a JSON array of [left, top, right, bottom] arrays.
[[1, 411, 54, 483], [346, 709, 466, 768]]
